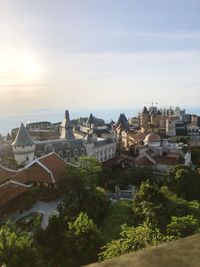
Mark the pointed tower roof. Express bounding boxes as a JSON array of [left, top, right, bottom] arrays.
[[116, 113, 129, 129], [142, 106, 149, 115], [0, 134, 4, 144], [6, 133, 12, 141], [87, 113, 95, 125], [60, 110, 75, 139], [156, 109, 162, 115], [61, 110, 73, 128], [12, 123, 34, 146]]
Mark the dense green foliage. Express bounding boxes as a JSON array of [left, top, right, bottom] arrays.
[[1, 161, 200, 266], [167, 215, 200, 238], [59, 158, 110, 224], [191, 147, 200, 166], [99, 167, 155, 191], [0, 223, 42, 267], [99, 222, 168, 260], [168, 166, 200, 201], [101, 200, 133, 243]]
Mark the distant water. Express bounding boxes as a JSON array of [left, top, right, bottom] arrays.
[[0, 108, 138, 135], [0, 107, 200, 136]]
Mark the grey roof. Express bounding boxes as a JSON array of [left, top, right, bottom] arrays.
[[142, 106, 149, 115], [0, 135, 4, 143], [87, 113, 95, 125], [116, 113, 129, 129], [86, 113, 105, 126], [157, 109, 162, 115], [93, 138, 115, 148], [35, 138, 85, 158], [149, 106, 158, 116], [12, 123, 35, 146], [6, 133, 12, 141]]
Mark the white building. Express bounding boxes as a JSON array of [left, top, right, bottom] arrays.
[[12, 123, 35, 164], [83, 133, 116, 162], [12, 111, 117, 165]]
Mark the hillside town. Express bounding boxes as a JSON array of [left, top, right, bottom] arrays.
[[1, 105, 200, 267], [0, 105, 199, 214]]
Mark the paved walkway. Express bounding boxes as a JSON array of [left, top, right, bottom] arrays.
[[10, 199, 61, 228]]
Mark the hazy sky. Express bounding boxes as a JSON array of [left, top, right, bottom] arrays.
[[0, 0, 200, 117]]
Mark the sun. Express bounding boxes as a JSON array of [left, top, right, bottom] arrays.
[[21, 53, 42, 82], [0, 49, 43, 88]]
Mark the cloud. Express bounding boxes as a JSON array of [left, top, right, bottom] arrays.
[[110, 31, 200, 39]]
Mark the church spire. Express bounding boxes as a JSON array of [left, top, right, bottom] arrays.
[[60, 110, 75, 139]]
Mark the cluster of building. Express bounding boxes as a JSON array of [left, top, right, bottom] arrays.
[[0, 110, 117, 212], [115, 105, 199, 172], [1, 105, 199, 173], [0, 105, 199, 214], [1, 110, 116, 166]]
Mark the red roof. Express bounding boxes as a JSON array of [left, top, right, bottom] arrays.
[[102, 155, 128, 168], [0, 181, 29, 206], [14, 163, 53, 184], [155, 156, 184, 166], [0, 166, 17, 184], [135, 154, 184, 167], [0, 152, 71, 185], [38, 153, 69, 182], [135, 156, 155, 167]]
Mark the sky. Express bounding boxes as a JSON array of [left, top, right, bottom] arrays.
[[0, 0, 200, 119]]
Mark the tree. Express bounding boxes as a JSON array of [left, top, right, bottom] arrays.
[[65, 212, 102, 266], [0, 223, 42, 267], [132, 182, 200, 232], [59, 166, 110, 223], [79, 156, 102, 186], [167, 215, 200, 238], [58, 184, 109, 224], [168, 166, 200, 201], [101, 200, 134, 243], [132, 182, 170, 230], [127, 167, 155, 189], [99, 222, 167, 261], [191, 147, 200, 166]]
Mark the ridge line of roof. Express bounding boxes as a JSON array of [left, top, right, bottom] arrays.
[[36, 161, 55, 183], [0, 164, 19, 173], [0, 179, 32, 188]]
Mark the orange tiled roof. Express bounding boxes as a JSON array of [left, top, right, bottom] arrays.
[[38, 153, 69, 183], [155, 156, 184, 166], [0, 181, 29, 206], [13, 163, 53, 184], [0, 166, 17, 184], [0, 152, 73, 186], [102, 155, 128, 168], [135, 156, 155, 167]]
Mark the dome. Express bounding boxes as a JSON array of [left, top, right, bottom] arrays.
[[144, 132, 161, 146]]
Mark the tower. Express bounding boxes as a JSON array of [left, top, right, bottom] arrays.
[[166, 117, 176, 137], [139, 106, 150, 126], [60, 110, 75, 139], [86, 113, 95, 128], [12, 123, 35, 164]]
